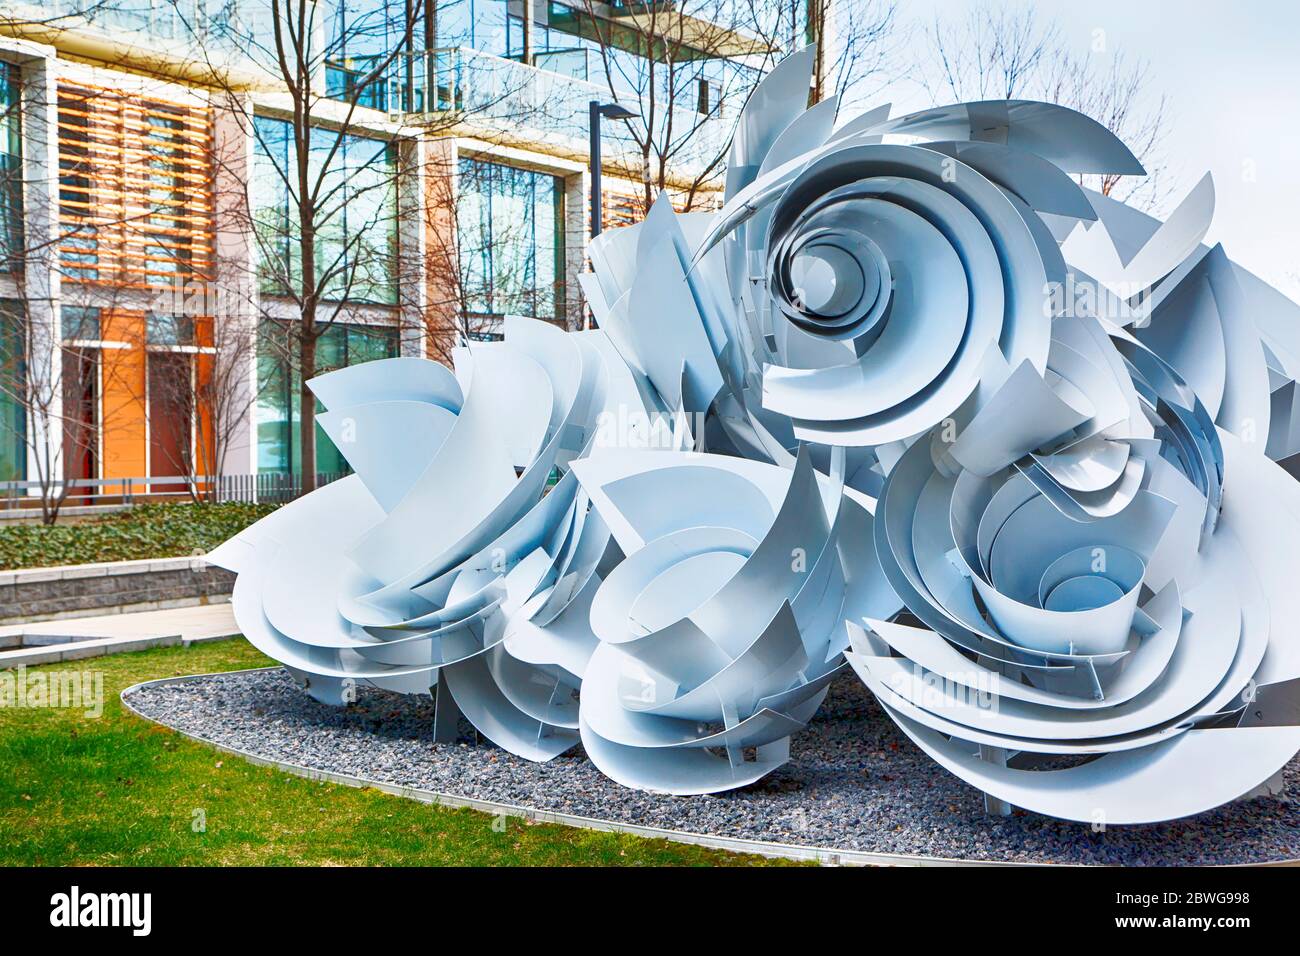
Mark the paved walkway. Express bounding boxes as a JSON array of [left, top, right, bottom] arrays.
[[0, 603, 240, 666]]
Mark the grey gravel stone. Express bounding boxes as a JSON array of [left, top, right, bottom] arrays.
[[125, 667, 1300, 864]]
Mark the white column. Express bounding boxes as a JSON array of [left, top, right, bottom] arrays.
[[564, 168, 589, 330], [212, 90, 258, 477], [14, 47, 62, 489]]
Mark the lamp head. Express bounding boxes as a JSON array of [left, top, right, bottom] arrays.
[[598, 103, 638, 122]]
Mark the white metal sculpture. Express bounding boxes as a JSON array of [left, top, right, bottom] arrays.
[[572, 447, 897, 793], [209, 318, 644, 759], [212, 46, 1300, 822]]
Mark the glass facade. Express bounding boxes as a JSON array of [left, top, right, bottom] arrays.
[[437, 1, 732, 78], [0, 61, 22, 275], [315, 1, 746, 126], [437, 0, 507, 57], [324, 0, 420, 109], [456, 157, 565, 322], [256, 319, 400, 475], [252, 116, 399, 306], [0, 300, 24, 482]]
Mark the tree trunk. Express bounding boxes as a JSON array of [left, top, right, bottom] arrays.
[[521, 0, 533, 65], [641, 143, 653, 214], [298, 325, 317, 494], [297, 112, 318, 495], [807, 0, 826, 105]]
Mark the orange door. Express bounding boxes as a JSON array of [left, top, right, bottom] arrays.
[[147, 352, 192, 493]]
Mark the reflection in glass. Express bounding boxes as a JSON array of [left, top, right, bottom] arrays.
[[456, 157, 564, 323]]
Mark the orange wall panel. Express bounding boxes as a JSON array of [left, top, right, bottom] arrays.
[[423, 140, 459, 365], [98, 309, 147, 482], [195, 349, 216, 477]]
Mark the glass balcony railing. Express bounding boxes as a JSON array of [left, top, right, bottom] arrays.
[[332, 46, 733, 182], [33, 0, 248, 56]]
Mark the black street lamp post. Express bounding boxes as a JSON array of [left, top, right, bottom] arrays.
[[589, 100, 638, 239]]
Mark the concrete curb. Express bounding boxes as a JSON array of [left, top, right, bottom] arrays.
[[0, 555, 213, 584], [4, 633, 184, 667]]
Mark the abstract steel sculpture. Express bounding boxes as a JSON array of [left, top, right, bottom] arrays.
[[211, 47, 1300, 823]]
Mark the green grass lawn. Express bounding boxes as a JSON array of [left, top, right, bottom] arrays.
[[0, 502, 278, 570], [0, 640, 788, 866]]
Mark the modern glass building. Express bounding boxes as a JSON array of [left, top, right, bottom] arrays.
[[0, 0, 754, 488]]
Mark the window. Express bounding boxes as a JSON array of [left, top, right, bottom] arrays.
[[61, 306, 102, 342], [456, 157, 565, 323], [146, 312, 195, 346], [0, 299, 24, 481], [696, 76, 721, 115], [439, 0, 506, 56], [57, 87, 97, 281], [255, 319, 400, 475], [533, 47, 591, 81], [143, 108, 193, 278], [252, 116, 399, 305], [544, 2, 719, 63], [0, 62, 22, 275]]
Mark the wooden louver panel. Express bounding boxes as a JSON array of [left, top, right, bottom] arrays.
[[57, 83, 215, 288]]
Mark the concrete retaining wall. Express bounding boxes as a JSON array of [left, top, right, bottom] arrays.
[[0, 557, 234, 624]]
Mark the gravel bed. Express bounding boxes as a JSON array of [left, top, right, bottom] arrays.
[[124, 667, 1300, 865]]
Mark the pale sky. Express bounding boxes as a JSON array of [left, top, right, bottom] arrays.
[[877, 0, 1300, 302]]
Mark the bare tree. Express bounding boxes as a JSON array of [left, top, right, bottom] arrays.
[[921, 2, 1058, 102], [158, 0, 431, 493], [1039, 48, 1170, 210], [568, 1, 897, 218], [0, 292, 150, 524], [416, 143, 464, 365], [169, 0, 555, 492], [763, 0, 898, 110], [0, 44, 190, 523], [918, 1, 1169, 212], [0, 301, 98, 524], [572, 0, 776, 214]]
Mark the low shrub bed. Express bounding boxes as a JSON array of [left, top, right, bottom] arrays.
[[0, 502, 277, 570]]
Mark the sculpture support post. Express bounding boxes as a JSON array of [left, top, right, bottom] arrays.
[[979, 746, 1012, 817], [432, 675, 463, 744]]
